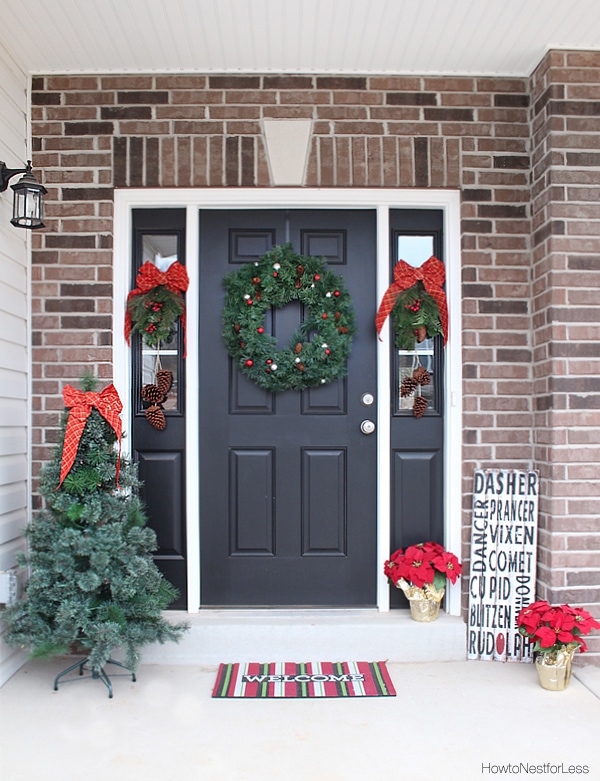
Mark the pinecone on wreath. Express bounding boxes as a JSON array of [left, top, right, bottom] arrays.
[[145, 405, 166, 431], [141, 370, 172, 430], [412, 366, 431, 386], [400, 375, 419, 398], [141, 383, 165, 404], [156, 369, 173, 396], [413, 396, 428, 418]]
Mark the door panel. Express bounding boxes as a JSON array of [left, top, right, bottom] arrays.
[[199, 209, 377, 606], [131, 209, 187, 610], [229, 448, 275, 555], [389, 209, 445, 608], [302, 448, 347, 555]]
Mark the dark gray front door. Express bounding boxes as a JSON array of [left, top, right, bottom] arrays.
[[199, 210, 377, 606]]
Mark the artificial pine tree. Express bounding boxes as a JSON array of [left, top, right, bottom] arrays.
[[4, 375, 187, 681]]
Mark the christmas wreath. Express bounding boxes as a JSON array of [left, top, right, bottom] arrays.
[[222, 244, 356, 392], [125, 261, 189, 352], [124, 261, 189, 431], [391, 282, 444, 350], [376, 256, 448, 351]]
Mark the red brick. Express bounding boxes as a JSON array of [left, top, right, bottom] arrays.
[[155, 76, 207, 89], [171, 90, 222, 104], [157, 106, 207, 120], [351, 137, 367, 186], [368, 77, 422, 90], [335, 137, 351, 186], [226, 90, 277, 104], [263, 106, 314, 119], [319, 137, 334, 186], [100, 76, 153, 89]]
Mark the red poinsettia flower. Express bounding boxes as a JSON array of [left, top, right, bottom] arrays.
[[383, 548, 405, 585], [576, 637, 589, 653], [385, 542, 462, 590], [383, 557, 400, 584], [389, 547, 404, 563], [518, 600, 600, 654], [540, 606, 577, 633], [420, 541, 445, 556], [397, 546, 436, 588], [431, 551, 463, 584], [517, 601, 549, 634], [570, 607, 600, 634], [534, 623, 577, 648]]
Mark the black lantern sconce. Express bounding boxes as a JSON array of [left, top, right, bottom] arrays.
[[0, 160, 47, 229]]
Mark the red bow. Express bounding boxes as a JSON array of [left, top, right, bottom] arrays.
[[124, 261, 190, 356], [375, 256, 448, 344], [57, 384, 123, 489]]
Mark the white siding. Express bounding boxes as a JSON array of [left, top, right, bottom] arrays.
[[0, 46, 29, 685]]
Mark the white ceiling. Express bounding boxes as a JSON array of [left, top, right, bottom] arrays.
[[2, 0, 600, 77]]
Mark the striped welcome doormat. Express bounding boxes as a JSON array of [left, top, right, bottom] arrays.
[[212, 661, 396, 698]]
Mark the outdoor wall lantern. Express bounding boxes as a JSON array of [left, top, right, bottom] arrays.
[[0, 160, 46, 229]]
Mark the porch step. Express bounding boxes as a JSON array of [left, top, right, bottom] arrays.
[[141, 609, 466, 665]]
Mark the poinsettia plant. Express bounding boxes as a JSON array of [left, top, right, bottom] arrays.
[[517, 600, 600, 656], [384, 541, 462, 600]]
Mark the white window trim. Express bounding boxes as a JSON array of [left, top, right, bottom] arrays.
[[114, 188, 463, 616]]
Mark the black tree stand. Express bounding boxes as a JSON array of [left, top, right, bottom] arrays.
[[54, 656, 136, 698]]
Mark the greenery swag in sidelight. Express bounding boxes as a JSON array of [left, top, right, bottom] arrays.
[[222, 244, 357, 392], [4, 376, 187, 675]]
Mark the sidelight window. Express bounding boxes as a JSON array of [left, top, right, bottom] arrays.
[[392, 232, 443, 416]]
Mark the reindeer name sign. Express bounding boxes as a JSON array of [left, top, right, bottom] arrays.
[[468, 469, 539, 662]]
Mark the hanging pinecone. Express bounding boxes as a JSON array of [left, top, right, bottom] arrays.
[[141, 371, 171, 431], [412, 366, 431, 386], [156, 370, 173, 395], [145, 405, 166, 431], [400, 376, 419, 398], [413, 396, 428, 418], [141, 383, 165, 404]]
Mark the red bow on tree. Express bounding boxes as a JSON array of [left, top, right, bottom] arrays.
[[57, 384, 123, 488], [375, 256, 448, 344], [124, 261, 190, 356]]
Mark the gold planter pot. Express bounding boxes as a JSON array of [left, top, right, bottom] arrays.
[[535, 646, 576, 691], [396, 579, 445, 622], [408, 596, 442, 622]]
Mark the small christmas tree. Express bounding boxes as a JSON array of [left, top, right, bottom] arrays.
[[4, 376, 187, 678]]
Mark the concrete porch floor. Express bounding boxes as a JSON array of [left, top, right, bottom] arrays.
[[1, 655, 599, 781]]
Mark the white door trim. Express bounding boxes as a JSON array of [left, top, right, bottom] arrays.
[[114, 188, 463, 616]]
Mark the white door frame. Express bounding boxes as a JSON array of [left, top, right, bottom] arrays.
[[114, 188, 463, 616]]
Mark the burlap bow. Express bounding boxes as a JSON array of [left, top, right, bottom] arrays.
[[57, 384, 123, 488], [375, 256, 448, 344], [124, 261, 189, 356]]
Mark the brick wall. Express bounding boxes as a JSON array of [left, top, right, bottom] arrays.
[[530, 51, 600, 658], [28, 61, 600, 660]]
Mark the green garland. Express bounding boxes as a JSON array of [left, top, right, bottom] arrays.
[[391, 281, 443, 350], [126, 285, 184, 348], [222, 244, 356, 392]]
